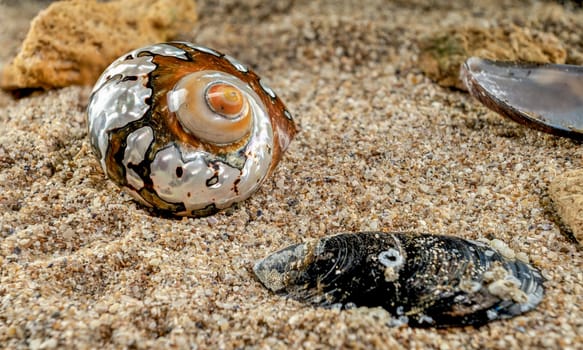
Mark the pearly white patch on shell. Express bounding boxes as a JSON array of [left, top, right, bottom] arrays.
[[224, 54, 249, 73], [87, 55, 156, 171], [258, 78, 277, 99], [123, 126, 154, 189], [184, 43, 222, 57]]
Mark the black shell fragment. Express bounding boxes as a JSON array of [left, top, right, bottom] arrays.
[[461, 57, 583, 140], [253, 232, 544, 328]]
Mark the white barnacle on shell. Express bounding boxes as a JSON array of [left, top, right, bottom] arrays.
[[87, 42, 297, 216], [378, 248, 404, 268]]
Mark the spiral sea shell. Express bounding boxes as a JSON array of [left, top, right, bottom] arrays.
[[254, 232, 544, 328], [87, 42, 297, 216]]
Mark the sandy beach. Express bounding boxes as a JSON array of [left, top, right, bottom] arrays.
[[0, 0, 582, 348]]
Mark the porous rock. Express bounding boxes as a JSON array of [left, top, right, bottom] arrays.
[[418, 24, 566, 90], [549, 169, 583, 245], [0, 0, 197, 90]]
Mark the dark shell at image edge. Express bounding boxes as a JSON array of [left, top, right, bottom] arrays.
[[461, 57, 583, 141]]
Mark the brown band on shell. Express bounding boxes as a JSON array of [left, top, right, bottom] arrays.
[[170, 43, 299, 170]]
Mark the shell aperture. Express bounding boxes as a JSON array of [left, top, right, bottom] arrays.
[[87, 42, 297, 216], [253, 232, 544, 328], [461, 57, 583, 140]]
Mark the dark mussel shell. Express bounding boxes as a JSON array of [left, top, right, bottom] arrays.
[[253, 232, 544, 328], [461, 57, 583, 140]]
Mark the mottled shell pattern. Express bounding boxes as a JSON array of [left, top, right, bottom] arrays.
[[87, 42, 297, 216]]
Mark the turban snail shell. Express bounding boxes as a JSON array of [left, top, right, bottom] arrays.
[[87, 42, 297, 216]]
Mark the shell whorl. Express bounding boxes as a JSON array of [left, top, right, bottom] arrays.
[[87, 42, 297, 216]]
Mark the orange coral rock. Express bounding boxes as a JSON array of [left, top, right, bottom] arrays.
[[1, 0, 197, 90], [418, 24, 566, 90]]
